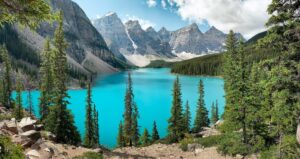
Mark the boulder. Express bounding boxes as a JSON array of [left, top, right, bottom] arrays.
[[42, 131, 56, 141], [26, 150, 41, 159], [21, 130, 41, 141], [2, 121, 18, 134], [19, 117, 37, 132]]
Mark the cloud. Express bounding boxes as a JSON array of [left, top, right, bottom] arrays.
[[169, 0, 271, 38], [161, 0, 167, 9], [124, 15, 156, 30], [147, 0, 157, 7]]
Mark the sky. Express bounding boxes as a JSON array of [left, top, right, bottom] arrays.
[[72, 0, 272, 39]]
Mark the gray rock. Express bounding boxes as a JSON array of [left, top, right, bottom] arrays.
[[21, 130, 41, 142], [26, 150, 41, 159], [19, 117, 37, 132], [2, 121, 18, 134], [187, 143, 202, 152]]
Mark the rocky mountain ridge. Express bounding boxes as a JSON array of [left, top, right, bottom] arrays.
[[93, 12, 245, 66]]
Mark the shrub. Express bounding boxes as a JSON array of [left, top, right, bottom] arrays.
[[73, 152, 103, 159], [196, 135, 223, 147], [217, 132, 250, 156], [179, 134, 194, 151], [0, 135, 25, 159]]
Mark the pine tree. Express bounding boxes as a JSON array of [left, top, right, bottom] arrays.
[[117, 121, 125, 147], [151, 121, 160, 142], [215, 100, 219, 122], [182, 101, 191, 133], [193, 80, 209, 132], [211, 102, 218, 125], [140, 128, 150, 146], [26, 79, 34, 117], [44, 12, 81, 145], [167, 76, 184, 142], [84, 82, 95, 147], [0, 45, 12, 109], [93, 104, 100, 147], [123, 72, 139, 146], [13, 74, 24, 120], [123, 72, 133, 146], [131, 103, 139, 146], [39, 38, 53, 120]]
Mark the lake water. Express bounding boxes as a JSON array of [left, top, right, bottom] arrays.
[[19, 68, 225, 148]]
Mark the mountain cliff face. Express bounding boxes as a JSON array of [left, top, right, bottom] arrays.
[[92, 12, 134, 61], [125, 20, 174, 57], [35, 0, 126, 73], [169, 23, 208, 54]]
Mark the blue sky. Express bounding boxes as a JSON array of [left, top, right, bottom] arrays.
[[72, 0, 211, 32]]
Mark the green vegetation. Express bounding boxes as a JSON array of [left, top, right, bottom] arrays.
[[167, 76, 184, 143], [84, 82, 100, 148], [43, 12, 81, 145], [73, 152, 103, 159], [210, 101, 219, 125], [140, 128, 151, 146], [182, 101, 191, 133], [0, 45, 12, 109], [193, 80, 209, 132], [13, 74, 24, 120], [145, 60, 174, 68], [118, 72, 140, 147], [0, 135, 25, 159], [151, 121, 160, 143]]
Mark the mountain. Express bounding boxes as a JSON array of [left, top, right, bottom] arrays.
[[246, 31, 267, 44], [34, 0, 127, 74], [158, 27, 171, 43], [169, 23, 208, 54], [92, 12, 134, 61], [125, 20, 174, 57]]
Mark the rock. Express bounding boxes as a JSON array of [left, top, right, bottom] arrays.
[[26, 150, 41, 159], [31, 139, 43, 149], [235, 154, 244, 159], [21, 130, 41, 141], [195, 148, 204, 154], [19, 117, 37, 132], [2, 121, 18, 134], [35, 124, 44, 131], [42, 131, 56, 141], [187, 143, 202, 152]]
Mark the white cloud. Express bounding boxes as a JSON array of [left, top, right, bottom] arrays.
[[170, 0, 271, 39], [124, 15, 156, 30], [147, 0, 157, 7], [161, 0, 167, 9]]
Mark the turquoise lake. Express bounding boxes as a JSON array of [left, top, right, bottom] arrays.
[[18, 68, 225, 148]]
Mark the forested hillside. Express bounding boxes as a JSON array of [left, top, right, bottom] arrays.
[[171, 32, 278, 76]]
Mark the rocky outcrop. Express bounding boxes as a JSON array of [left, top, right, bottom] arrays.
[[158, 27, 171, 43], [297, 117, 300, 144]]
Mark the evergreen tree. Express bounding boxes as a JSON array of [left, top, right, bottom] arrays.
[[93, 104, 100, 147], [131, 103, 139, 146], [140, 128, 150, 146], [13, 74, 24, 120], [182, 101, 191, 133], [26, 79, 34, 117], [167, 76, 184, 142], [211, 102, 218, 125], [84, 82, 95, 147], [0, 45, 12, 109], [151, 121, 160, 142], [117, 121, 125, 147], [193, 80, 209, 132], [123, 72, 133, 146], [215, 100, 219, 122], [122, 72, 139, 146], [0, 0, 52, 29], [44, 12, 81, 145], [39, 38, 53, 120]]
